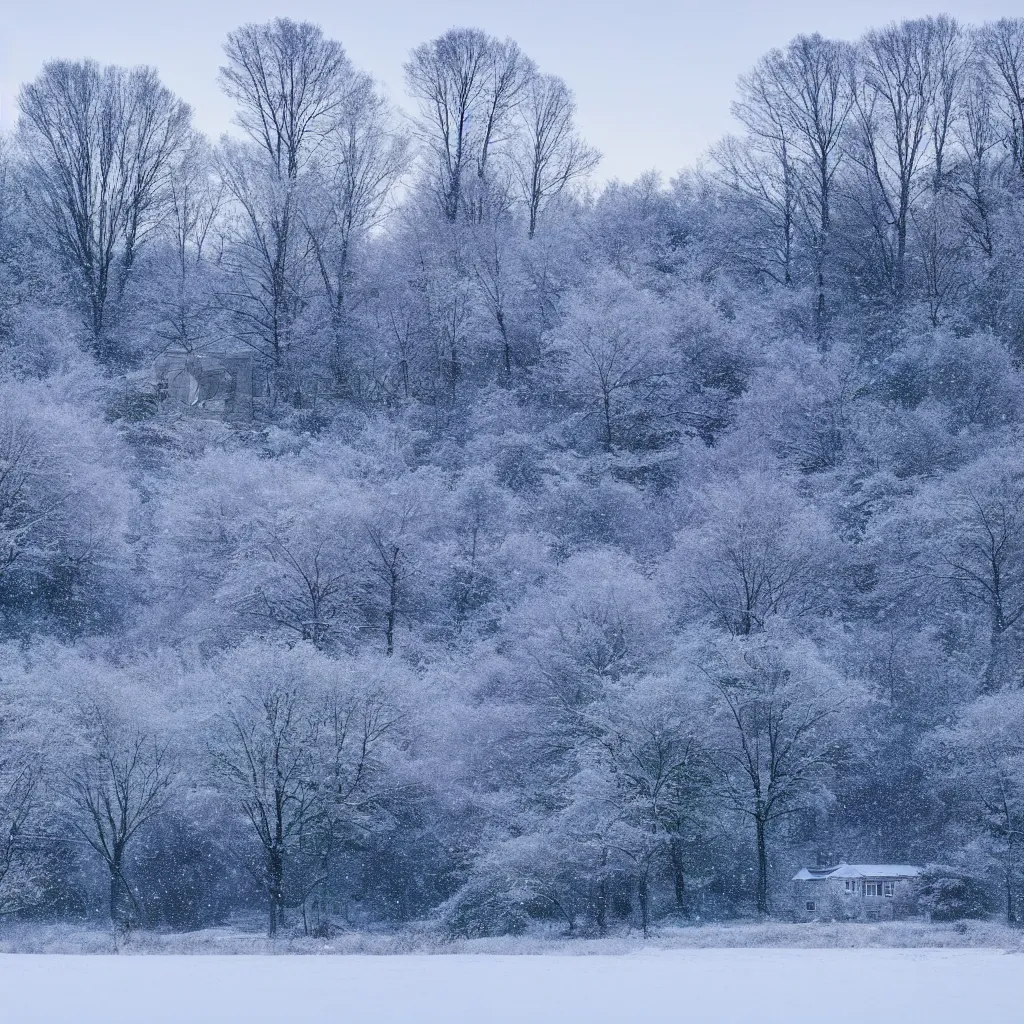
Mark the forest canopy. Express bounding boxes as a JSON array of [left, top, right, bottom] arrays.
[[2, 14, 1024, 937]]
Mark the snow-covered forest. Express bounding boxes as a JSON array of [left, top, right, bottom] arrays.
[[2, 14, 1024, 940]]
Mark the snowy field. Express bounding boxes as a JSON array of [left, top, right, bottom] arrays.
[[0, 948, 1019, 1024]]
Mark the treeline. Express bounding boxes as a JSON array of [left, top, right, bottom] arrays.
[[1, 15, 1024, 938]]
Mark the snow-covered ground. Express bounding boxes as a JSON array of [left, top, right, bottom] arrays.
[[0, 948, 1018, 1023]]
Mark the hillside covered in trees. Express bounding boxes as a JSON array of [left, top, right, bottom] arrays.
[[2, 14, 1024, 939]]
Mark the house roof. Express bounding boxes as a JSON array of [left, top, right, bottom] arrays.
[[792, 863, 922, 881]]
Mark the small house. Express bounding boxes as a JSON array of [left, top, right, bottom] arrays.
[[792, 860, 923, 922]]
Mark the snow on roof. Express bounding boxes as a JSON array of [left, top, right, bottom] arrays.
[[792, 863, 923, 881]]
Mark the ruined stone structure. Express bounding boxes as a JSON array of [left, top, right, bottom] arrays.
[[153, 353, 254, 422]]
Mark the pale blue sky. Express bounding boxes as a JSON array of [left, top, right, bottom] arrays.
[[3, 1, 1023, 181]]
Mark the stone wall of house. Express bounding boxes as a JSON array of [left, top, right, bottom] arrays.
[[792, 878, 918, 922]]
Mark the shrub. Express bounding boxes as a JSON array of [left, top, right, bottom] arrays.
[[918, 867, 995, 922]]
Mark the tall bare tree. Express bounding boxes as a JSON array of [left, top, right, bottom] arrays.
[[405, 29, 534, 222], [302, 680, 405, 934], [217, 142, 311, 366], [702, 637, 846, 916], [953, 63, 1003, 260], [981, 19, 1024, 178], [512, 74, 599, 238], [66, 709, 176, 928], [149, 136, 223, 355], [927, 18, 972, 190], [713, 131, 799, 287], [472, 37, 534, 215], [302, 72, 408, 381], [744, 36, 854, 332], [219, 20, 381, 373], [212, 680, 320, 937], [724, 52, 804, 287], [18, 61, 191, 359], [0, 730, 40, 915], [220, 18, 352, 182], [848, 17, 964, 302]]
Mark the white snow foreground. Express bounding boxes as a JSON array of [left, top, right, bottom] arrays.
[[0, 948, 1018, 1024]]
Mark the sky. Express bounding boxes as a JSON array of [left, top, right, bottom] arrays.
[[3, 1, 1024, 182]]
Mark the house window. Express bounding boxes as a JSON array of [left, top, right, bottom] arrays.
[[884, 882, 895, 898], [806, 901, 815, 912], [844, 880, 858, 895], [865, 882, 883, 897]]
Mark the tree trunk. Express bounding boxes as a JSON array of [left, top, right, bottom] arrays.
[[1007, 863, 1015, 925], [268, 848, 284, 937], [109, 861, 121, 926], [595, 848, 608, 935], [638, 873, 650, 938], [602, 392, 614, 451], [497, 310, 512, 386], [815, 268, 828, 351], [985, 586, 1012, 690], [1006, 834, 1017, 925], [755, 814, 770, 916], [670, 838, 687, 911], [386, 560, 398, 657]]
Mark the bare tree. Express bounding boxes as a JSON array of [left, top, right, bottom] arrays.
[[729, 35, 854, 331], [0, 415, 51, 583], [590, 680, 707, 932], [848, 18, 964, 301], [0, 404, 72, 589], [677, 474, 830, 637], [780, 36, 855, 330], [247, 526, 351, 649], [218, 19, 397, 378], [301, 682, 405, 933], [18, 61, 192, 359], [472, 37, 534, 217], [702, 637, 846, 916], [405, 28, 490, 222], [217, 142, 311, 367], [953, 63, 1004, 259], [929, 692, 1024, 924], [912, 189, 968, 326], [512, 74, 599, 238], [470, 220, 520, 382], [550, 274, 676, 453], [66, 709, 176, 928], [150, 136, 223, 354], [725, 51, 806, 287], [888, 19, 971, 326], [0, 138, 22, 349], [405, 29, 534, 222], [210, 646, 406, 938], [303, 72, 408, 380], [365, 492, 425, 657], [927, 17, 972, 190], [211, 681, 320, 937], [713, 132, 799, 287], [981, 19, 1024, 178], [929, 454, 1024, 691], [0, 737, 40, 915], [220, 18, 352, 182]]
